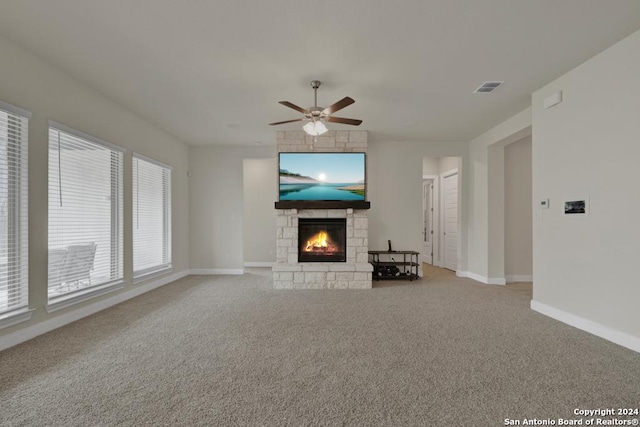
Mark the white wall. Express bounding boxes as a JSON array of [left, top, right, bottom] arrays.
[[438, 156, 459, 174], [531, 29, 640, 350], [189, 145, 275, 272], [368, 141, 467, 269], [504, 136, 532, 280], [487, 144, 507, 282], [190, 140, 468, 274], [243, 158, 277, 265], [422, 157, 439, 176], [423, 157, 459, 176], [466, 108, 531, 283], [0, 34, 189, 339]]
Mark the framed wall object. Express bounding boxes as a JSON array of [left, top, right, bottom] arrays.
[[564, 197, 589, 216]]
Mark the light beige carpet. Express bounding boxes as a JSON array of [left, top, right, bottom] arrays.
[[1, 268, 638, 426]]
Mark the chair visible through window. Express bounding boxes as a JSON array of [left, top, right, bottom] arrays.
[[48, 248, 68, 291], [48, 243, 97, 295]]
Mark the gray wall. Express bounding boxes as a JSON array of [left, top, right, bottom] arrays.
[[504, 136, 532, 280], [422, 157, 438, 176], [189, 145, 275, 272], [0, 34, 189, 338], [368, 141, 467, 267], [532, 29, 640, 346], [438, 156, 459, 174], [189, 141, 466, 273], [422, 156, 459, 176], [243, 158, 277, 265]]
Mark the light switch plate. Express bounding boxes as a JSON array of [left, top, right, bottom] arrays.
[[539, 199, 550, 209]]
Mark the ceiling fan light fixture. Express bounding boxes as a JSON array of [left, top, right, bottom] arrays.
[[303, 120, 328, 136]]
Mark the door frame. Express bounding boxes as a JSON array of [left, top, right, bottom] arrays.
[[422, 175, 438, 265], [440, 168, 458, 271]]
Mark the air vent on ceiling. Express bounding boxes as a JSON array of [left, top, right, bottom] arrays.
[[474, 81, 505, 94]]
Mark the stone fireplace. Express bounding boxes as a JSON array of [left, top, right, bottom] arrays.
[[272, 130, 372, 289]]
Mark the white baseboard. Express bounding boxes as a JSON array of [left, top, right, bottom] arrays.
[[0, 269, 189, 352], [243, 262, 274, 268], [459, 271, 506, 285], [531, 300, 640, 354], [468, 273, 491, 283], [189, 268, 244, 275], [506, 275, 533, 283]]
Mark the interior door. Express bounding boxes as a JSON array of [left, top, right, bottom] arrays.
[[443, 172, 458, 271], [422, 180, 434, 264]]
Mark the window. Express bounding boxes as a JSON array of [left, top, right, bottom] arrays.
[[0, 101, 29, 320], [48, 122, 123, 302], [133, 154, 172, 279]]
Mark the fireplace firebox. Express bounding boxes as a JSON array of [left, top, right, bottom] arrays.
[[298, 218, 346, 262]]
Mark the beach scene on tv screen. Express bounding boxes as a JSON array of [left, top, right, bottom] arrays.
[[279, 153, 365, 201]]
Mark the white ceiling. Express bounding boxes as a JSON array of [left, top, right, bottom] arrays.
[[1, 1, 639, 146]]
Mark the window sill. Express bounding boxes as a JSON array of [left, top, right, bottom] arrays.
[[46, 281, 125, 313], [0, 307, 35, 330], [133, 265, 173, 284]]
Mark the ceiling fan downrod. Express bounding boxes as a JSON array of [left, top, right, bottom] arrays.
[[310, 80, 321, 108]]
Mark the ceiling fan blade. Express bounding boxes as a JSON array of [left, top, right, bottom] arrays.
[[322, 97, 355, 115], [326, 116, 362, 126], [269, 118, 304, 126], [278, 101, 308, 114]]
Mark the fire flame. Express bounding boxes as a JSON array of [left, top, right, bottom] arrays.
[[304, 231, 330, 252]]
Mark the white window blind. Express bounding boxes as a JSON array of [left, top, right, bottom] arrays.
[[133, 154, 171, 278], [48, 123, 123, 300], [0, 102, 29, 315]]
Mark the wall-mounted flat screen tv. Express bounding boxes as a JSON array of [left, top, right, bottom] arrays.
[[279, 152, 366, 201]]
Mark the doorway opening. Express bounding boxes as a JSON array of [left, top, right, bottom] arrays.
[[422, 156, 460, 272]]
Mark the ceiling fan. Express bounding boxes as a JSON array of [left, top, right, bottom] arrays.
[[269, 80, 362, 135]]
